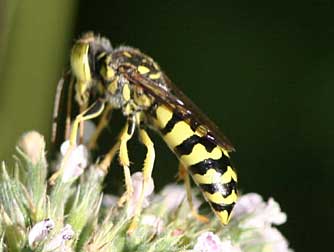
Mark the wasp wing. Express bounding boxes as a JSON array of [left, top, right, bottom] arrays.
[[122, 67, 235, 152]]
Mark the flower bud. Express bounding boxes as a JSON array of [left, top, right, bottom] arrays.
[[18, 131, 46, 165]]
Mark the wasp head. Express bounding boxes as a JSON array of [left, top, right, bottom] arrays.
[[70, 32, 113, 105]]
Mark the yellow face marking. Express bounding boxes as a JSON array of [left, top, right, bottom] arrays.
[[164, 121, 200, 149], [204, 189, 237, 205], [215, 210, 229, 225], [221, 166, 238, 183], [108, 79, 118, 94], [156, 105, 173, 128], [123, 51, 132, 58], [122, 84, 131, 101], [181, 144, 222, 166], [193, 168, 222, 184], [149, 72, 161, 79], [138, 65, 150, 74], [105, 67, 115, 80]]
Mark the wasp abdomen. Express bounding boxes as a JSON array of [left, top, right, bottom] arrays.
[[152, 104, 238, 225]]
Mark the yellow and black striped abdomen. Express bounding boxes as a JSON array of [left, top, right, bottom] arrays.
[[151, 104, 238, 225]]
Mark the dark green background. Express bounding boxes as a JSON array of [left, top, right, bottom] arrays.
[[1, 1, 333, 251]]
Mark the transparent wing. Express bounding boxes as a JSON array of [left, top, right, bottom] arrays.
[[121, 66, 235, 152]]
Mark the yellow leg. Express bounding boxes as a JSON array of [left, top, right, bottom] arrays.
[[127, 128, 155, 235], [179, 163, 209, 223], [117, 118, 136, 207], [87, 104, 113, 150], [96, 141, 120, 173], [49, 100, 105, 184]]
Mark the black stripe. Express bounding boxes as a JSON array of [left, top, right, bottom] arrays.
[[175, 135, 216, 156], [189, 118, 200, 132], [148, 103, 158, 118], [211, 202, 235, 214], [199, 180, 237, 197], [190, 156, 231, 176], [160, 112, 181, 135]]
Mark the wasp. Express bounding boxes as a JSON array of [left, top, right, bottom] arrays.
[[51, 32, 238, 233]]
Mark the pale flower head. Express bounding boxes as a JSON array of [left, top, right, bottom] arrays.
[[18, 131, 46, 165], [160, 184, 201, 212], [44, 224, 74, 252], [260, 227, 292, 252], [102, 194, 118, 208], [233, 193, 287, 229], [127, 172, 154, 216], [242, 227, 292, 252], [193, 232, 241, 252], [232, 193, 264, 217], [28, 218, 55, 248], [60, 141, 88, 182], [141, 214, 164, 234]]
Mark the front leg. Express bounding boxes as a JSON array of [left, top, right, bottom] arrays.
[[127, 128, 155, 234], [49, 99, 105, 184], [117, 117, 136, 207]]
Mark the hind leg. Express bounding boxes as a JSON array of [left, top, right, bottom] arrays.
[[179, 163, 209, 223]]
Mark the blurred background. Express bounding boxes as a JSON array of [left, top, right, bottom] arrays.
[[1, 0, 333, 251]]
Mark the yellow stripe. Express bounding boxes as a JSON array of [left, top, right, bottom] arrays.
[[123, 51, 132, 57], [193, 168, 221, 184], [138, 65, 150, 74], [204, 189, 237, 205], [156, 105, 173, 129], [221, 166, 238, 183], [149, 72, 161, 79], [215, 210, 229, 225], [180, 144, 222, 166], [221, 148, 230, 158], [164, 121, 198, 149], [122, 84, 131, 101]]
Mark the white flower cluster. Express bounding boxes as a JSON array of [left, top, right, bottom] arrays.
[[193, 232, 241, 252], [233, 193, 287, 228], [60, 141, 88, 183], [28, 220, 74, 251], [126, 172, 155, 217], [100, 167, 292, 252], [190, 193, 292, 252]]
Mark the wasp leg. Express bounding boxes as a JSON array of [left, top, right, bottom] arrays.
[[78, 103, 88, 144], [96, 141, 120, 173], [64, 77, 75, 140], [49, 100, 105, 184], [179, 163, 209, 223], [87, 104, 113, 150], [127, 128, 155, 234], [117, 118, 136, 207]]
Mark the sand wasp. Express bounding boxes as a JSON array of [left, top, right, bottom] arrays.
[[51, 32, 238, 233]]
